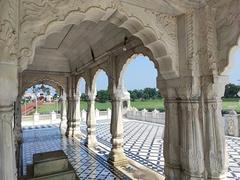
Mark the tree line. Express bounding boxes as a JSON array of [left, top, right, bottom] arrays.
[[224, 83, 240, 98], [80, 84, 240, 103], [81, 88, 162, 103]]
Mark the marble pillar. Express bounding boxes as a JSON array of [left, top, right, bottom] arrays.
[[108, 92, 128, 166], [61, 95, 67, 128], [71, 95, 77, 137], [75, 94, 81, 132], [0, 106, 17, 180], [163, 98, 181, 179], [59, 97, 64, 128], [179, 99, 205, 179], [202, 76, 228, 179], [0, 63, 18, 180], [65, 96, 73, 137], [85, 95, 97, 148]]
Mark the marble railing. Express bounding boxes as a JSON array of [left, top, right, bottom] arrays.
[[224, 110, 240, 137], [22, 112, 61, 126], [125, 107, 165, 125], [80, 108, 112, 121]]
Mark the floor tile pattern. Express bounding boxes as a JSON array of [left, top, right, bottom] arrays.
[[81, 120, 165, 174], [22, 120, 240, 180], [226, 137, 240, 179], [80, 119, 240, 180], [22, 126, 130, 180]]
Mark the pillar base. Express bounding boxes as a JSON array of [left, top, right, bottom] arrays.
[[65, 127, 75, 137], [84, 135, 97, 148], [164, 164, 181, 180], [181, 172, 204, 180], [207, 174, 226, 180], [108, 147, 128, 166]]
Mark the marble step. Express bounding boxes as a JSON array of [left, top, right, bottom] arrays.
[[29, 170, 77, 180], [33, 150, 69, 177]]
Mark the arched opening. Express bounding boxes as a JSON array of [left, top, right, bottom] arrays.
[[222, 37, 240, 114], [119, 54, 165, 174], [218, 34, 240, 179], [21, 83, 61, 127], [77, 77, 87, 110], [93, 69, 110, 117], [74, 77, 87, 135], [222, 46, 240, 112]]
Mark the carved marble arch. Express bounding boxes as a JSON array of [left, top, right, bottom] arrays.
[[117, 47, 159, 89], [221, 34, 240, 75], [90, 68, 109, 96], [20, 7, 178, 79], [76, 77, 87, 96], [216, 0, 240, 75], [22, 78, 65, 97]]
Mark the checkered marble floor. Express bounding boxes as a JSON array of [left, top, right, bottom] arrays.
[[80, 119, 240, 180], [21, 125, 130, 180], [80, 119, 165, 174], [22, 120, 240, 180]]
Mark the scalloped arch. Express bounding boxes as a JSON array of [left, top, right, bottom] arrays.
[[118, 50, 159, 88], [91, 68, 109, 93], [221, 33, 240, 75], [22, 78, 65, 96], [24, 6, 178, 79], [76, 77, 87, 95]]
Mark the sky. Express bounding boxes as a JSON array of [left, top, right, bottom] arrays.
[[26, 47, 240, 94], [228, 47, 240, 84]]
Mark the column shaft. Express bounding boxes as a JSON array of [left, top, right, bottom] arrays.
[[204, 99, 227, 179], [73, 95, 81, 135], [85, 97, 97, 147], [65, 97, 72, 137], [0, 106, 17, 180], [108, 98, 127, 166], [0, 62, 18, 180], [179, 100, 205, 179], [71, 97, 77, 136], [164, 99, 181, 179]]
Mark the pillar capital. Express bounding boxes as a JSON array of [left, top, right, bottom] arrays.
[[0, 105, 14, 123], [201, 75, 228, 99], [158, 76, 201, 100], [87, 94, 96, 101]]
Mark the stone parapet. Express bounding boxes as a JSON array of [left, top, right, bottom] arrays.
[[126, 108, 165, 124]]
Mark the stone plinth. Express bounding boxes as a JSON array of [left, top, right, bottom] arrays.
[[224, 110, 240, 137]]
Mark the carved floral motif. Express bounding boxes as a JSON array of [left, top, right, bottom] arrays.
[[20, 0, 70, 24], [156, 14, 177, 42], [0, 0, 18, 60]]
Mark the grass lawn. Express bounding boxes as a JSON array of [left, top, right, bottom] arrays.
[[35, 98, 240, 114], [36, 102, 60, 114], [222, 98, 240, 113], [131, 99, 164, 111]]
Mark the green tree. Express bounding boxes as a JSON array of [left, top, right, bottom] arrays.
[[129, 90, 138, 101], [81, 93, 87, 101], [224, 83, 240, 98], [143, 88, 158, 99], [97, 90, 109, 103]]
